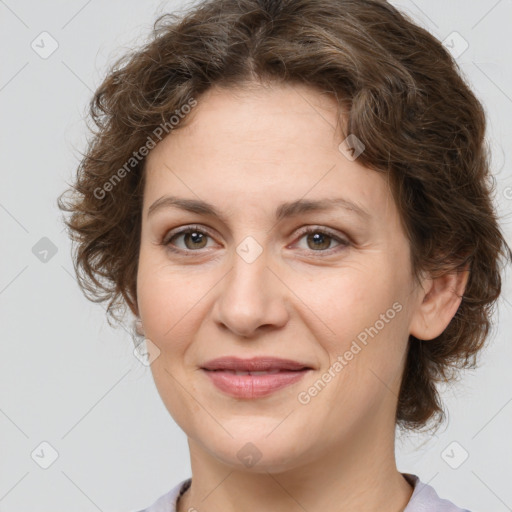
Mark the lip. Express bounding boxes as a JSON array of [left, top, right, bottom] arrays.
[[201, 356, 311, 372], [201, 356, 312, 399]]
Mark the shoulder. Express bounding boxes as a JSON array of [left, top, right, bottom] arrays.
[[402, 473, 472, 512], [133, 478, 191, 512]]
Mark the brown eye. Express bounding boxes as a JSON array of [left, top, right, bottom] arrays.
[[305, 232, 332, 251], [182, 231, 208, 250], [294, 227, 350, 255], [164, 227, 213, 252]]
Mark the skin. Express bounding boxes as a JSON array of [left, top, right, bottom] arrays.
[[134, 82, 469, 512]]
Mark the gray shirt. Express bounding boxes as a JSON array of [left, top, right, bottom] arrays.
[[135, 473, 471, 512]]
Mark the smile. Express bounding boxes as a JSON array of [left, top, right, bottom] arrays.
[[202, 369, 311, 398]]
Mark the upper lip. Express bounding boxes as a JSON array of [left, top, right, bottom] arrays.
[[201, 356, 311, 371]]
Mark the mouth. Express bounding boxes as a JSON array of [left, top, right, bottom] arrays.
[[200, 356, 313, 399], [201, 356, 312, 372]]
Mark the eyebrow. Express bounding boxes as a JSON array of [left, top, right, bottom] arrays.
[[147, 195, 371, 223]]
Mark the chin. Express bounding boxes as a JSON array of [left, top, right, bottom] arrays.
[[194, 423, 313, 473]]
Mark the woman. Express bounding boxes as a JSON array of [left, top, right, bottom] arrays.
[[58, 0, 511, 510]]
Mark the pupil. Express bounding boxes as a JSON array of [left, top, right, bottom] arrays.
[[308, 232, 330, 250], [187, 231, 206, 248]]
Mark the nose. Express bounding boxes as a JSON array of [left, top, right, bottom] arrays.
[[212, 248, 290, 339]]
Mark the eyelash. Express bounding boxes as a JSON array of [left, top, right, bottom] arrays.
[[160, 224, 350, 257]]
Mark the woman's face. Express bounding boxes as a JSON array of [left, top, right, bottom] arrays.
[[137, 83, 424, 471]]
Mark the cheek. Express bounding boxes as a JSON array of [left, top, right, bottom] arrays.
[[137, 260, 208, 426], [136, 252, 225, 363], [302, 260, 412, 393], [295, 260, 403, 343], [136, 253, 191, 347]]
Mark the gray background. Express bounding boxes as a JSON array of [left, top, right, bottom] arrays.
[[1, 0, 511, 511]]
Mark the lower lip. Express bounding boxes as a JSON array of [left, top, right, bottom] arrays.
[[202, 369, 310, 398]]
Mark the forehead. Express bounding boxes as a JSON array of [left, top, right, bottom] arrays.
[[173, 82, 344, 146], [143, 83, 395, 224]]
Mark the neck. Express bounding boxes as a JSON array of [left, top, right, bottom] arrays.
[[177, 419, 414, 512]]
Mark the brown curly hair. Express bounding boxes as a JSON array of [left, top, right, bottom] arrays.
[[58, 0, 512, 433]]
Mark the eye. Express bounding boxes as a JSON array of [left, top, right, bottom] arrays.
[[162, 225, 217, 253], [160, 225, 350, 256], [293, 227, 349, 254]]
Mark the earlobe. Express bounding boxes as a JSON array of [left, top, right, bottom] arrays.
[[134, 318, 145, 336], [410, 265, 470, 341]]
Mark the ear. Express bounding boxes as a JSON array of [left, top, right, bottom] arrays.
[[409, 264, 470, 341]]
